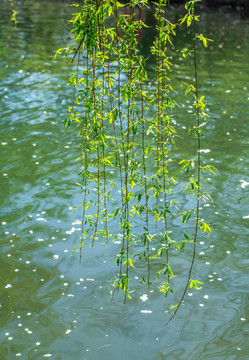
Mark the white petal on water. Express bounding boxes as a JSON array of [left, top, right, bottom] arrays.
[[25, 328, 32, 334], [240, 180, 249, 189], [204, 295, 209, 299], [140, 294, 148, 302], [243, 215, 249, 219], [65, 329, 71, 334], [140, 310, 152, 314], [240, 318, 246, 321], [66, 227, 76, 235], [5, 284, 12, 289], [72, 220, 81, 225], [199, 149, 210, 153]]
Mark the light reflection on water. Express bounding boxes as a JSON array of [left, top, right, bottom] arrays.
[[1, 1, 249, 359]]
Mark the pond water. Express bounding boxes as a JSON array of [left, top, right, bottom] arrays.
[[1, 1, 249, 359]]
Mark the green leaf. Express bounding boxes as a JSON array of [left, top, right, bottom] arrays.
[[189, 279, 203, 291], [198, 34, 213, 48], [182, 211, 187, 223], [184, 233, 191, 241]]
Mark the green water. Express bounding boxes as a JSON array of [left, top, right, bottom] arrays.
[[1, 1, 249, 359]]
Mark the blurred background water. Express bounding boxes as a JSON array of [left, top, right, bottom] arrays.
[[1, 1, 249, 359]]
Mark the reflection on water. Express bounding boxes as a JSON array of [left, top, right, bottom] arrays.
[[1, 1, 249, 359]]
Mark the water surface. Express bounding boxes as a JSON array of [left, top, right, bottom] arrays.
[[1, 1, 249, 359]]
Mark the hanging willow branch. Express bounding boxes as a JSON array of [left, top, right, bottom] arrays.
[[56, 0, 214, 322], [165, 0, 202, 326]]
